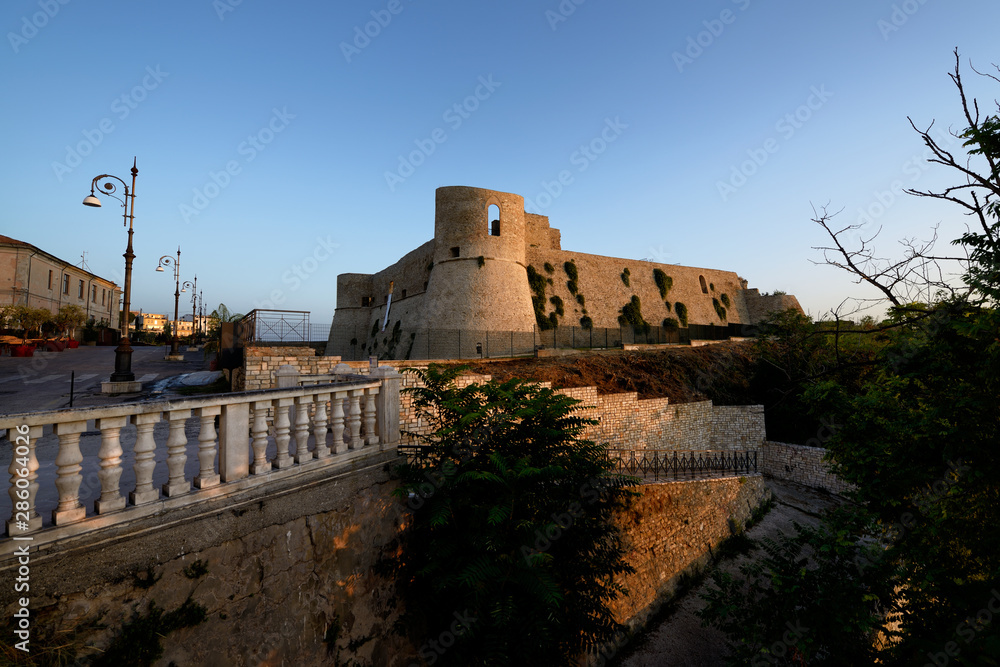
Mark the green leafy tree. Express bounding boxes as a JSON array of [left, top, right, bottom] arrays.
[[392, 365, 638, 666], [700, 51, 1000, 664], [54, 304, 86, 339]]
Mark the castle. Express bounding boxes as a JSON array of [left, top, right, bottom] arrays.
[[325, 186, 801, 359]]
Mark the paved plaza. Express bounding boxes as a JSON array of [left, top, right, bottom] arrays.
[[0, 345, 214, 415]]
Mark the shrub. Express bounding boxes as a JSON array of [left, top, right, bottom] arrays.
[[620, 267, 630, 287], [675, 302, 688, 327], [564, 260, 579, 294], [618, 295, 649, 334], [720, 293, 730, 308]]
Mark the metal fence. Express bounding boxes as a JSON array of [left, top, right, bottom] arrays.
[[237, 309, 312, 345], [608, 449, 758, 481], [397, 445, 758, 482], [326, 322, 754, 361]]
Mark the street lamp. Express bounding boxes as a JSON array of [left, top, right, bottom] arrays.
[[182, 275, 197, 345], [156, 247, 183, 358], [83, 158, 138, 387]]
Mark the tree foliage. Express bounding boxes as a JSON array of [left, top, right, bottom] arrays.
[[392, 365, 638, 666], [700, 51, 1000, 664]]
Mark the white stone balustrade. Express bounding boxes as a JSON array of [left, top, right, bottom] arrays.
[[0, 378, 392, 548]]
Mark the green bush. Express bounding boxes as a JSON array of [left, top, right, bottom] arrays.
[[618, 295, 649, 334], [620, 267, 630, 287], [712, 298, 727, 321], [527, 265, 553, 330], [393, 366, 638, 665], [675, 302, 688, 327], [564, 260, 579, 294]]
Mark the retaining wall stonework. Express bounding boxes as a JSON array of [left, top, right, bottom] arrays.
[[597, 475, 772, 663], [761, 440, 854, 495]]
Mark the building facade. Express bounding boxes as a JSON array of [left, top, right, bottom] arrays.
[[0, 235, 121, 328]]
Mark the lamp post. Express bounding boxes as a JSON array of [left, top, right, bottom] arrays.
[[182, 276, 196, 346], [156, 247, 183, 357], [83, 158, 138, 386]]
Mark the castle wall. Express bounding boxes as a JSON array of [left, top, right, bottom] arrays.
[[526, 248, 750, 330], [743, 289, 804, 323]]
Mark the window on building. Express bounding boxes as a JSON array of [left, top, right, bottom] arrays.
[[78, 280, 84, 298], [361, 296, 373, 307], [450, 247, 460, 258], [102, 289, 106, 305], [63, 275, 69, 295], [699, 275, 708, 294], [401, 289, 407, 299], [92, 285, 97, 302], [488, 204, 501, 236], [48, 270, 53, 290]]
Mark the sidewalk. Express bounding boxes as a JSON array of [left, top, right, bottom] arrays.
[[0, 345, 216, 415]]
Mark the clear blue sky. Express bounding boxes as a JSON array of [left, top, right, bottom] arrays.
[[2, 0, 997, 326]]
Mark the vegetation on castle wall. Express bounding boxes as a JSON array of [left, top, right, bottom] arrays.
[[653, 268, 673, 300], [527, 265, 554, 330], [675, 302, 689, 327], [544, 262, 554, 273], [477, 255, 485, 268], [618, 295, 649, 334], [720, 293, 731, 308], [549, 295, 564, 317], [576, 293, 585, 308], [620, 267, 630, 287], [663, 317, 678, 329], [580, 315, 593, 329], [712, 298, 727, 321], [564, 260, 579, 294]]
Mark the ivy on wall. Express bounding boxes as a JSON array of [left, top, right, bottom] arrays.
[[675, 302, 689, 327], [620, 267, 631, 287], [564, 260, 579, 294], [618, 295, 649, 334], [653, 269, 673, 300], [528, 265, 554, 330], [712, 298, 727, 321]]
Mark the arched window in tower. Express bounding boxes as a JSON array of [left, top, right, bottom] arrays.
[[699, 275, 708, 294], [488, 204, 501, 236]]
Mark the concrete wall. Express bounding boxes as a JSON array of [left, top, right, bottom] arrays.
[[761, 440, 854, 495]]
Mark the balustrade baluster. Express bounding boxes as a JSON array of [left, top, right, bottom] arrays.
[[94, 417, 127, 513], [251, 400, 272, 474], [330, 392, 346, 455], [6, 425, 42, 535], [364, 388, 378, 446], [193, 407, 221, 488], [312, 393, 331, 459], [163, 409, 191, 497], [52, 420, 88, 524], [130, 413, 161, 505], [347, 390, 363, 450], [272, 398, 295, 469], [294, 396, 313, 463]]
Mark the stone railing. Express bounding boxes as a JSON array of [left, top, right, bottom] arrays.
[[0, 375, 400, 556]]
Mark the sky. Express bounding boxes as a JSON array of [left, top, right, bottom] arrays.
[[2, 0, 998, 329]]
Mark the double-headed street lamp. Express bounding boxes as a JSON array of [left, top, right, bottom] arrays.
[[156, 247, 184, 357], [83, 158, 138, 386]]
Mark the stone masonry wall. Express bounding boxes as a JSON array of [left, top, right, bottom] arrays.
[[603, 476, 772, 652], [762, 440, 854, 495], [240, 356, 766, 453], [0, 450, 413, 666], [237, 346, 343, 391]]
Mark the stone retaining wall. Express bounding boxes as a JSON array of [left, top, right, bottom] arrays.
[[761, 440, 854, 495]]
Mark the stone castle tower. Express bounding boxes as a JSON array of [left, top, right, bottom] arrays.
[[326, 185, 802, 359]]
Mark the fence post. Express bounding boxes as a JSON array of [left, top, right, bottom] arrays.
[[371, 366, 402, 445], [275, 364, 300, 389]]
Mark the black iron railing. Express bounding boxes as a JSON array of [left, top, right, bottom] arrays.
[[396, 445, 758, 481], [607, 449, 758, 480]]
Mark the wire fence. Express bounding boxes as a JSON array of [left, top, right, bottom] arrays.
[[325, 322, 754, 361]]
